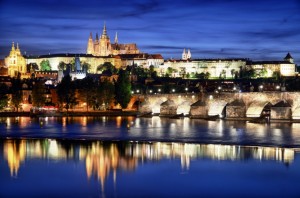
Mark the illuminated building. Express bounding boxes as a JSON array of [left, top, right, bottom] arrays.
[[161, 51, 296, 78], [87, 23, 140, 56], [5, 42, 26, 77], [182, 48, 191, 60]]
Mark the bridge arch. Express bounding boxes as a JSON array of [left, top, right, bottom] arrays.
[[208, 100, 228, 118], [246, 101, 272, 118], [292, 106, 300, 119], [177, 101, 192, 115]]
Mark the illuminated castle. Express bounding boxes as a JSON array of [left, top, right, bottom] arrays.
[[87, 23, 140, 56]]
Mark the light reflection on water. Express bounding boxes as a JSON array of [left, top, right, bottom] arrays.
[[1, 139, 299, 197], [1, 139, 297, 178], [1, 116, 300, 147]]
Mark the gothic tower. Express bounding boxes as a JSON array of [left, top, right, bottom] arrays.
[[94, 33, 100, 56], [99, 22, 111, 56], [182, 49, 187, 60], [86, 32, 94, 54], [187, 49, 191, 59], [114, 32, 118, 44]]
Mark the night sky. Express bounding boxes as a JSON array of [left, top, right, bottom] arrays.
[[0, 0, 299, 64]]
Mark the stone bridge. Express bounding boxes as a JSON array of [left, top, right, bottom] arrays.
[[129, 92, 300, 120]]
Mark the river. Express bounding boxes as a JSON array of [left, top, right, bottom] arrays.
[[0, 116, 300, 197]]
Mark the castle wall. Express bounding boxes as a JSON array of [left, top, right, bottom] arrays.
[[163, 59, 246, 78]]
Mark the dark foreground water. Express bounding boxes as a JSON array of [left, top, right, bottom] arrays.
[[1, 116, 300, 197]]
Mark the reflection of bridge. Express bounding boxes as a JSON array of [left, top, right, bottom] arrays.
[[130, 92, 300, 120]]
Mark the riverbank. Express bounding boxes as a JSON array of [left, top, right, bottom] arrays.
[[0, 110, 139, 117]]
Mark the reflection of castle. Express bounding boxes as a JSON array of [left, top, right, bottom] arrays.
[[87, 23, 140, 56], [84, 142, 137, 191]]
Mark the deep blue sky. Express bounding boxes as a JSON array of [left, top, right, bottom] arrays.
[[0, 0, 299, 64]]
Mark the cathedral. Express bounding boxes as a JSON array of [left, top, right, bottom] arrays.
[[5, 42, 26, 77], [86, 23, 140, 56]]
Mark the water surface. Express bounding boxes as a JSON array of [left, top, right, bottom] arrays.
[[1, 116, 300, 197], [0, 116, 300, 147]]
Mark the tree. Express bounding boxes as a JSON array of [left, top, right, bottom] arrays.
[[219, 69, 226, 79], [204, 72, 210, 79], [97, 62, 116, 74], [78, 77, 96, 111], [231, 69, 235, 78], [149, 65, 157, 78], [58, 61, 66, 71], [259, 68, 268, 78], [56, 75, 77, 112], [10, 74, 23, 112], [272, 71, 281, 81], [196, 72, 205, 79], [81, 62, 91, 73], [115, 70, 131, 109], [131, 66, 147, 78], [32, 81, 46, 107], [97, 79, 115, 110], [40, 60, 51, 71], [166, 67, 173, 77], [0, 83, 9, 111]]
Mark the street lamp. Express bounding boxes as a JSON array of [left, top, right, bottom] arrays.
[[158, 88, 161, 94], [172, 89, 175, 93], [137, 89, 140, 94]]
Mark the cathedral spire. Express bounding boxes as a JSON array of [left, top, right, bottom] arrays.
[[187, 49, 191, 59], [182, 48, 187, 60], [16, 43, 21, 54], [87, 32, 94, 54], [11, 42, 15, 51], [103, 21, 107, 36], [114, 32, 118, 44]]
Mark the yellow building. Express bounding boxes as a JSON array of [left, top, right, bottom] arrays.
[[5, 42, 26, 77]]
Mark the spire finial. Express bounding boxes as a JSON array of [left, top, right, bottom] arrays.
[[17, 43, 19, 49], [12, 42, 15, 50], [114, 32, 118, 44], [89, 32, 92, 39], [103, 21, 107, 36]]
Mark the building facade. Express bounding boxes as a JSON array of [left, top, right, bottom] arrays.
[[87, 23, 140, 56], [160, 50, 296, 78], [5, 42, 26, 77]]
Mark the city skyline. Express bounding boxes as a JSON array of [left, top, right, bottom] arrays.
[[0, 0, 299, 64]]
